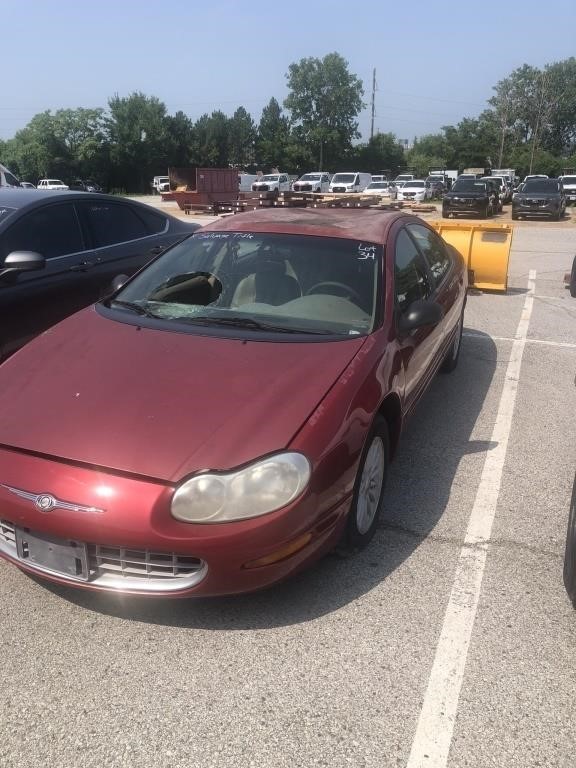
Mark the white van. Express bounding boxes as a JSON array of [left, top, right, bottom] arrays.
[[329, 172, 372, 193], [0, 163, 21, 187]]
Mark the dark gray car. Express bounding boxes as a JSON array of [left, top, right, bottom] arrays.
[[512, 178, 566, 220], [0, 189, 198, 360]]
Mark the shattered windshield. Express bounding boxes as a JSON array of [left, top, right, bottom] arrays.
[[107, 231, 382, 337]]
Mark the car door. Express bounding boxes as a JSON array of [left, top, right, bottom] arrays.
[[392, 226, 444, 416], [405, 222, 463, 360], [75, 199, 176, 289], [0, 201, 96, 358]]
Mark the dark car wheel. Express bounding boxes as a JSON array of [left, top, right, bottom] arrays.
[[482, 204, 490, 219], [512, 212, 519, 220], [441, 307, 464, 373], [569, 255, 576, 298], [442, 209, 451, 218], [343, 416, 389, 551], [563, 474, 576, 607]]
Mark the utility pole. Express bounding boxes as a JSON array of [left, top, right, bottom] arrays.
[[370, 68, 376, 140]]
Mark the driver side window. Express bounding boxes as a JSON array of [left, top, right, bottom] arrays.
[[394, 229, 432, 312]]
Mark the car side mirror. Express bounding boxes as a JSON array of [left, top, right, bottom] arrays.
[[0, 251, 45, 280], [398, 299, 444, 333], [111, 274, 130, 292]]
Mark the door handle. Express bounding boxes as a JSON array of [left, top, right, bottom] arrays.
[[69, 261, 94, 272]]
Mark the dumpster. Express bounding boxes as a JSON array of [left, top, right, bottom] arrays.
[[431, 221, 513, 293]]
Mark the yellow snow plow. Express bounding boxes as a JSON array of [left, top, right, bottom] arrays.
[[431, 221, 513, 293]]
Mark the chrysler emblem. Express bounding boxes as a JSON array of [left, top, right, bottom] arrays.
[[0, 484, 105, 514]]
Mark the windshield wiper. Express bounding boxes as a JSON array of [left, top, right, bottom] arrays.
[[108, 299, 159, 318], [187, 315, 333, 334]]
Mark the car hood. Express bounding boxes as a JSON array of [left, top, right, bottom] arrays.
[[0, 308, 366, 482], [515, 191, 560, 199], [446, 190, 487, 198]]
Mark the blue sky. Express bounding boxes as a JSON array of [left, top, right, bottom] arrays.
[[3, 1, 575, 143]]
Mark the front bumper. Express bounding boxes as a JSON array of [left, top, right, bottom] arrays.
[[443, 198, 487, 216], [513, 199, 562, 217], [0, 449, 347, 597]]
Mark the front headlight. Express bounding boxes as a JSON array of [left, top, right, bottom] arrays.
[[171, 453, 311, 523]]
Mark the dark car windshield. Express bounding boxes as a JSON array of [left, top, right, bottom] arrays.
[[451, 180, 488, 193], [109, 231, 381, 337], [522, 180, 560, 193]]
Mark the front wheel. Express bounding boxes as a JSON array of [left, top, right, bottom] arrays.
[[563, 474, 576, 607], [441, 308, 464, 373], [344, 417, 389, 551], [569, 255, 576, 298]]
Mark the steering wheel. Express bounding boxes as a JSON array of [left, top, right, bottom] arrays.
[[306, 281, 363, 304]]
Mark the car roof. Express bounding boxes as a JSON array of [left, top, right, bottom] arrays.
[[0, 189, 174, 220], [201, 207, 403, 243]]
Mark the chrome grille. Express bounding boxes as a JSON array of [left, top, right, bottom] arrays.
[[0, 519, 207, 592], [89, 545, 203, 580], [0, 519, 16, 550]]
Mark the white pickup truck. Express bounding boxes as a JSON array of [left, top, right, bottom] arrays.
[[252, 173, 291, 193]]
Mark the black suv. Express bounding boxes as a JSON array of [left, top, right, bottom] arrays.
[[512, 178, 566, 220], [442, 178, 497, 218], [0, 189, 198, 360]]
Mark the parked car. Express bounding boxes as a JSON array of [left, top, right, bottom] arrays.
[[397, 180, 432, 203], [394, 174, 415, 184], [559, 175, 576, 205], [0, 189, 198, 360], [0, 208, 467, 597], [252, 173, 291, 193], [292, 172, 331, 193], [19, 182, 36, 189], [522, 174, 548, 184], [364, 180, 397, 200], [512, 178, 566, 220], [425, 176, 446, 198], [442, 178, 497, 218], [37, 179, 69, 191], [329, 172, 372, 193], [480, 178, 504, 212], [482, 175, 510, 203]]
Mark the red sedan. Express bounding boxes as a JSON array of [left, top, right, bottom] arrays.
[[0, 209, 467, 597]]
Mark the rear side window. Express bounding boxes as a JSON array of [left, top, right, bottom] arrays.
[[79, 202, 150, 247], [0, 203, 84, 260], [406, 223, 451, 285], [132, 205, 167, 234]]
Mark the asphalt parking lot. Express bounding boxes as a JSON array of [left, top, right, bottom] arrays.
[[1, 211, 575, 768]]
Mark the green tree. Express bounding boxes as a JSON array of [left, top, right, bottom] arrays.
[[164, 111, 196, 168], [356, 132, 405, 175], [193, 111, 230, 167], [228, 107, 257, 168], [256, 98, 292, 171], [284, 53, 364, 170], [107, 92, 170, 192]]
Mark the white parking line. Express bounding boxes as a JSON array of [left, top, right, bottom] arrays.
[[406, 270, 537, 768], [464, 332, 576, 350]]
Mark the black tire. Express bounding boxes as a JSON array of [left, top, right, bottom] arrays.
[[569, 255, 576, 298], [442, 208, 450, 218], [343, 416, 389, 551], [563, 474, 576, 607], [482, 204, 490, 219], [441, 307, 464, 373], [512, 213, 519, 220]]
